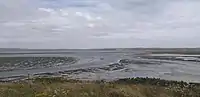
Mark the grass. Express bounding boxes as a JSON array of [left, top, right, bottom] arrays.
[[0, 77, 200, 97]]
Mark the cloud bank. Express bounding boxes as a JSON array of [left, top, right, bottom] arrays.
[[0, 0, 200, 49]]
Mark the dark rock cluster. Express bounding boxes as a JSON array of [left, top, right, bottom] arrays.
[[0, 57, 78, 71]]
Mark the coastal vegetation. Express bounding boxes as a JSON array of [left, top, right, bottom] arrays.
[[0, 77, 200, 97]]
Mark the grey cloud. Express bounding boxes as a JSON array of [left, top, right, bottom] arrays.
[[0, 0, 200, 48]]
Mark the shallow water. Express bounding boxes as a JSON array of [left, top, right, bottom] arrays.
[[0, 49, 200, 82]]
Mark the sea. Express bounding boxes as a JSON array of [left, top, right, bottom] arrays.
[[0, 48, 200, 83]]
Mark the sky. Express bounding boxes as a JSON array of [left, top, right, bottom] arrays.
[[0, 0, 200, 49]]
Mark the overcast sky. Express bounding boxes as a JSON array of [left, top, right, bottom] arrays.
[[0, 0, 200, 49]]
